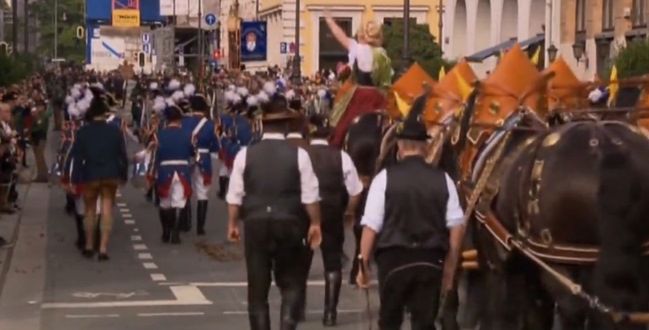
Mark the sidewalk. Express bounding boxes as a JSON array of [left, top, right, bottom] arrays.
[[0, 129, 57, 330]]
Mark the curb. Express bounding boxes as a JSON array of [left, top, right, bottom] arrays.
[[0, 182, 33, 298]]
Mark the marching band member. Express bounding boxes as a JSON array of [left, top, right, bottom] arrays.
[[356, 97, 465, 329], [306, 114, 363, 326], [184, 93, 219, 235], [323, 10, 392, 148], [226, 93, 322, 330], [153, 104, 195, 244]]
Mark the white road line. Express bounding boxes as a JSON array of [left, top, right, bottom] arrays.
[[124, 220, 136, 225], [160, 280, 378, 287], [133, 228, 139, 232], [138, 253, 153, 260], [42, 286, 212, 309], [138, 312, 204, 317], [122, 214, 133, 218], [131, 235, 142, 241], [65, 314, 120, 319], [223, 309, 363, 315], [116, 203, 127, 207], [142, 262, 158, 269], [119, 208, 129, 213], [150, 273, 167, 281], [133, 244, 148, 251], [116, 192, 122, 197]]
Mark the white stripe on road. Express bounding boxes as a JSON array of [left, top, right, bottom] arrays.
[[138, 253, 152, 260], [116, 203, 127, 207], [142, 262, 158, 269], [42, 286, 212, 309], [133, 244, 148, 251], [138, 312, 204, 317], [223, 309, 363, 315], [133, 228, 139, 232], [160, 280, 378, 287], [65, 314, 120, 319], [150, 273, 167, 281], [124, 220, 135, 225], [131, 235, 142, 241], [122, 214, 133, 219], [119, 208, 129, 213]]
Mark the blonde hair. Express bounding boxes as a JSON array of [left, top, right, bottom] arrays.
[[357, 21, 383, 47]]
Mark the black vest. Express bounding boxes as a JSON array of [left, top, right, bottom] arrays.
[[306, 144, 345, 209], [242, 139, 303, 222], [376, 156, 450, 253]]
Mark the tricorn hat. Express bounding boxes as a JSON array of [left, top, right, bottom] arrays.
[[395, 95, 430, 141]]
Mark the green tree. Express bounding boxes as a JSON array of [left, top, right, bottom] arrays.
[[0, 54, 37, 87], [382, 19, 449, 78], [614, 40, 649, 79], [29, 0, 85, 62]]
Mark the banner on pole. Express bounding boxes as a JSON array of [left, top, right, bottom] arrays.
[[240, 21, 267, 62], [112, 0, 141, 27]]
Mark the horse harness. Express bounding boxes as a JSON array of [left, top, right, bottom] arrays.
[[463, 119, 649, 324]]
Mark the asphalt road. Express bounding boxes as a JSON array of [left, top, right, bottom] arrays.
[[0, 132, 379, 330]]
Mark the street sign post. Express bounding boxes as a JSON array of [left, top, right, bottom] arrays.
[[205, 13, 217, 27]]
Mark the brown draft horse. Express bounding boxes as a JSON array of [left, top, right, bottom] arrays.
[[437, 75, 649, 329]]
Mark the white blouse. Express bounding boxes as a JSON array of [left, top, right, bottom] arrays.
[[347, 39, 374, 73]]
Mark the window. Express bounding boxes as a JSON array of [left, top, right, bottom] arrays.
[[319, 17, 352, 71], [632, 0, 647, 28], [602, 0, 614, 31], [575, 0, 587, 33]]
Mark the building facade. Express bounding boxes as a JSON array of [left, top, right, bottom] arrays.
[[555, 0, 649, 80], [242, 0, 441, 75]]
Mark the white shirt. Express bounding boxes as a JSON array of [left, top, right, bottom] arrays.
[[347, 39, 374, 73], [226, 132, 321, 206], [360, 169, 465, 233], [310, 139, 363, 197]]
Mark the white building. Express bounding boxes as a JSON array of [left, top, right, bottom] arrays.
[[444, 0, 550, 76]]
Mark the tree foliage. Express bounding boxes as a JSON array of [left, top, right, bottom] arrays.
[[29, 0, 85, 62], [382, 19, 449, 78], [0, 54, 37, 87], [614, 40, 649, 79]]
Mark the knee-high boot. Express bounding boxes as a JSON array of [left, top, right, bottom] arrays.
[[179, 203, 192, 232], [217, 176, 229, 200], [170, 208, 181, 244], [323, 271, 342, 326], [74, 213, 86, 250], [159, 209, 171, 243], [196, 200, 208, 235], [65, 194, 75, 215]]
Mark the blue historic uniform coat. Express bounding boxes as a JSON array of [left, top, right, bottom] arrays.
[[218, 113, 253, 170], [181, 114, 219, 185], [154, 127, 195, 199]]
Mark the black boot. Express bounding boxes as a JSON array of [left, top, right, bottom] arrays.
[[196, 200, 208, 235], [323, 271, 342, 326], [179, 203, 192, 233], [159, 209, 171, 243], [170, 208, 181, 244], [280, 299, 298, 330], [249, 307, 271, 330], [74, 214, 86, 250], [94, 216, 101, 252], [65, 194, 75, 215], [217, 176, 229, 200]]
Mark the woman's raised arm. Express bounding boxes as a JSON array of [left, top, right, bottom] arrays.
[[324, 9, 352, 50]]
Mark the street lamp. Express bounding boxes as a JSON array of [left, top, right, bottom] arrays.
[[402, 0, 410, 68], [547, 44, 558, 63], [572, 41, 585, 63]]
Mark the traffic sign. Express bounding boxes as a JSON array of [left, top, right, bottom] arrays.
[[280, 42, 287, 54], [143, 43, 151, 54], [205, 13, 217, 26], [142, 33, 151, 44]]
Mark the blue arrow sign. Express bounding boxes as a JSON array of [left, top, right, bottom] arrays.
[[205, 13, 217, 26]]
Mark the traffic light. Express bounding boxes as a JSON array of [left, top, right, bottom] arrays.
[[138, 52, 145, 67]]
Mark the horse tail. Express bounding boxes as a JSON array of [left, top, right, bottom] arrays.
[[594, 131, 649, 313]]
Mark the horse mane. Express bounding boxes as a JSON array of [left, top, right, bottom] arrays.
[[455, 89, 480, 151]]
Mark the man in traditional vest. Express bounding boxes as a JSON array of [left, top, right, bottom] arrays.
[[306, 114, 363, 326], [356, 96, 465, 329], [226, 94, 322, 330]]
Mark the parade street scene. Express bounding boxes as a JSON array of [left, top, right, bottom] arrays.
[[1, 0, 649, 329]]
